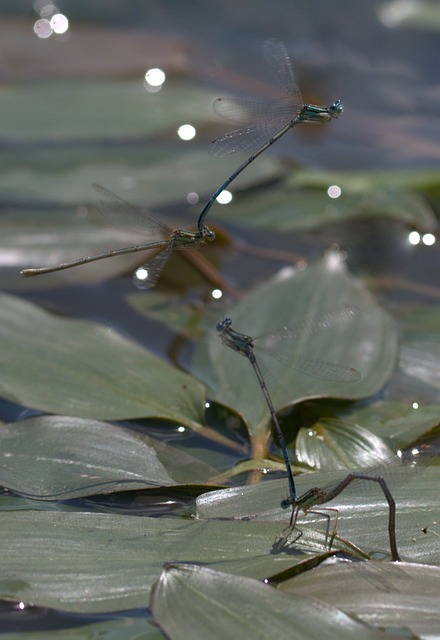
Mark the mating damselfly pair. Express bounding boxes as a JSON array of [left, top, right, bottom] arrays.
[[19, 38, 412, 562], [21, 39, 341, 286], [216, 308, 437, 562]]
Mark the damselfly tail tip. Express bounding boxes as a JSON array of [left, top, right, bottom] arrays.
[[20, 268, 35, 278]]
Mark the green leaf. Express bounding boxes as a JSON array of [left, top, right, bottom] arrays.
[[291, 166, 440, 196], [1, 144, 279, 210], [280, 561, 440, 638], [0, 415, 176, 499], [0, 79, 217, 141], [212, 170, 437, 232], [295, 418, 395, 471], [0, 293, 205, 425], [344, 401, 440, 449], [150, 563, 393, 640], [400, 339, 440, 390], [194, 251, 398, 445]]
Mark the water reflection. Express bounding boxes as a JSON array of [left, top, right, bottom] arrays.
[[216, 190, 232, 205], [144, 68, 166, 93], [327, 185, 342, 199], [33, 2, 69, 39], [408, 231, 436, 246], [186, 192, 199, 205], [177, 124, 196, 141]]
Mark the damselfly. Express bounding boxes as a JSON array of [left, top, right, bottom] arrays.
[[280, 446, 438, 562], [21, 184, 215, 289], [198, 38, 343, 232]]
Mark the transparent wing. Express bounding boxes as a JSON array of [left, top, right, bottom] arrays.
[[212, 96, 297, 125], [258, 305, 360, 346], [262, 38, 303, 105], [254, 304, 361, 383], [210, 121, 291, 157], [259, 350, 361, 383], [133, 243, 173, 290], [289, 355, 360, 383], [93, 183, 171, 241], [210, 102, 301, 157]]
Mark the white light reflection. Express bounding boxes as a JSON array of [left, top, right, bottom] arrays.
[[145, 68, 166, 89], [177, 426, 185, 433], [326, 247, 346, 270], [177, 124, 196, 141], [205, 401, 211, 409], [412, 402, 419, 409], [33, 18, 52, 38], [135, 267, 149, 282], [211, 288, 222, 300], [422, 233, 436, 246], [186, 192, 199, 205], [50, 13, 69, 34], [327, 184, 342, 199], [216, 190, 232, 205], [408, 231, 420, 245]]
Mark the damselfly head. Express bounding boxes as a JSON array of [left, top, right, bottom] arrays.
[[280, 497, 293, 509], [330, 99, 344, 118], [202, 226, 216, 241], [216, 317, 232, 332]]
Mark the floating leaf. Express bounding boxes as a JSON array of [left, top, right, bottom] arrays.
[[0, 513, 295, 613], [151, 563, 392, 640], [0, 79, 217, 141], [193, 252, 398, 450], [343, 401, 440, 449], [196, 457, 440, 564], [213, 174, 437, 232], [1, 143, 279, 210], [400, 339, 440, 390], [281, 561, 440, 638], [295, 418, 395, 470], [0, 415, 176, 499], [0, 293, 205, 425]]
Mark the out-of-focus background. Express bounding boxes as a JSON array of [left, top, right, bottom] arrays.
[[1, 0, 440, 410]]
